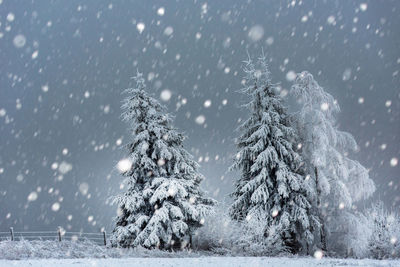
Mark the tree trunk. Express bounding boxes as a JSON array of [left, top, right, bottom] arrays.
[[315, 167, 327, 251]]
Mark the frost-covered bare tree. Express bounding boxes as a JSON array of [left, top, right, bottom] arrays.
[[343, 202, 400, 259], [110, 72, 216, 249], [290, 71, 376, 253], [365, 202, 400, 259], [229, 55, 319, 254]]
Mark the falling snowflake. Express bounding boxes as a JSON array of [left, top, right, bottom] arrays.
[[136, 22, 145, 33], [79, 183, 89, 195], [58, 161, 72, 174], [360, 3, 368, 12], [321, 103, 329, 111], [157, 158, 166, 166], [160, 89, 172, 101], [117, 158, 132, 173], [116, 138, 122, 146], [195, 115, 206, 125], [157, 7, 165, 16], [266, 36, 274, 45], [390, 158, 398, 167], [31, 50, 39, 59], [248, 25, 264, 42], [6, 13, 15, 22], [271, 209, 279, 217], [314, 250, 323, 259], [51, 202, 60, 212], [164, 26, 174, 36], [27, 192, 38, 202], [342, 68, 352, 81], [327, 15, 336, 25], [204, 100, 212, 108], [13, 34, 26, 48], [286, 71, 297, 81]]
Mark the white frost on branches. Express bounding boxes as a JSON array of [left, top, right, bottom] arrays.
[[230, 55, 319, 254], [110, 72, 216, 249], [290, 71, 375, 253]]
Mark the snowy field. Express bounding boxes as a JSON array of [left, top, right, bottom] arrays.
[[0, 240, 399, 267], [0, 240, 400, 267], [1, 257, 400, 267]]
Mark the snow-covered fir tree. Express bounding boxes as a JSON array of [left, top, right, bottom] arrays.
[[110, 72, 216, 249], [290, 71, 376, 253], [229, 55, 319, 253]]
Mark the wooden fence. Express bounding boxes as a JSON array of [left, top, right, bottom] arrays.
[[0, 227, 110, 246]]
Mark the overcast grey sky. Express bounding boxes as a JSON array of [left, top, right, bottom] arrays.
[[0, 0, 399, 232]]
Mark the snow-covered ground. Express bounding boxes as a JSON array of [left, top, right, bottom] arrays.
[[1, 240, 399, 266], [1, 257, 399, 267]]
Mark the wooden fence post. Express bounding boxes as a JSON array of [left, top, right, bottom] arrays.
[[58, 227, 62, 242], [10, 227, 14, 241], [102, 230, 107, 246]]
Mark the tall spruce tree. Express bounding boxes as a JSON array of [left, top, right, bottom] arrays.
[[229, 55, 319, 253], [110, 72, 215, 249], [290, 71, 375, 253]]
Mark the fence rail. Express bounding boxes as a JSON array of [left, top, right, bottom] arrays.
[[0, 227, 110, 246]]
